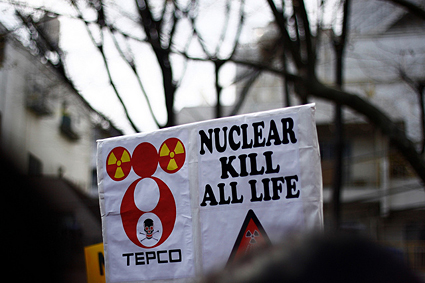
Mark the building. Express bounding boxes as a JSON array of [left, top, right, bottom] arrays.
[[0, 19, 121, 196], [0, 17, 121, 281]]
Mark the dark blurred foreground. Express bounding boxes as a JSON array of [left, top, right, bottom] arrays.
[[2, 150, 423, 283], [2, 152, 93, 282], [203, 232, 424, 283]]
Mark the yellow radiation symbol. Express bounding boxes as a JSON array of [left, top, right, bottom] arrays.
[[159, 138, 185, 173], [107, 147, 131, 181]]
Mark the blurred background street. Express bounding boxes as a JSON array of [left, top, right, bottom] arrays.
[[1, 0, 424, 281]]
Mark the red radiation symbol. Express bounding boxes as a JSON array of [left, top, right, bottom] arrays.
[[159, 138, 186, 173], [120, 177, 176, 249], [106, 147, 132, 181]]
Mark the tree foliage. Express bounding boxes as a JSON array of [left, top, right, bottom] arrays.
[[2, 0, 425, 185]]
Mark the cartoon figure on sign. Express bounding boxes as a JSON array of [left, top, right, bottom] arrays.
[[106, 138, 186, 249], [139, 218, 159, 242]]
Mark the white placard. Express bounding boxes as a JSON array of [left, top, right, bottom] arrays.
[[97, 104, 323, 282]]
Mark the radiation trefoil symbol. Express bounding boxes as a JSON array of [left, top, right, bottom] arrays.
[[106, 147, 132, 181], [159, 138, 185, 173], [105, 138, 185, 249]]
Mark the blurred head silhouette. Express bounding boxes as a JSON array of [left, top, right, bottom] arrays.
[[202, 233, 422, 283], [2, 152, 69, 282]]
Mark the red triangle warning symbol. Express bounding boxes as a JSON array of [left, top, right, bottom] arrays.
[[227, 209, 271, 264]]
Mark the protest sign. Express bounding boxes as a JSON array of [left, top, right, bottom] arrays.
[[84, 243, 106, 283], [97, 104, 323, 282]]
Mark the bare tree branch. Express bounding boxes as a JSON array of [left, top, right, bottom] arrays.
[[109, 28, 161, 128], [267, 0, 304, 69], [399, 67, 425, 154], [136, 0, 178, 127], [69, 0, 141, 132], [307, 77, 425, 185], [229, 69, 261, 116], [385, 0, 425, 20]]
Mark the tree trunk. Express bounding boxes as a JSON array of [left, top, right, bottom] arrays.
[[160, 55, 176, 128], [137, 0, 177, 128], [330, 0, 350, 230], [214, 61, 224, 118], [418, 86, 425, 154]]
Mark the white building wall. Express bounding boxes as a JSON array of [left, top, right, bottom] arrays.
[[0, 37, 96, 193], [0, 42, 29, 169]]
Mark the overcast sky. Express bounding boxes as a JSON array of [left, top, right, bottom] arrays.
[[58, 0, 273, 134], [0, 0, 324, 134]]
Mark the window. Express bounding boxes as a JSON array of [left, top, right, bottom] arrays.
[[91, 167, 98, 196], [26, 80, 53, 116], [28, 153, 43, 176], [60, 102, 79, 141], [405, 223, 425, 271], [319, 140, 351, 187]]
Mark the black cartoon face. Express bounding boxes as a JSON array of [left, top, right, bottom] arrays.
[[139, 218, 159, 243], [144, 218, 154, 239]]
